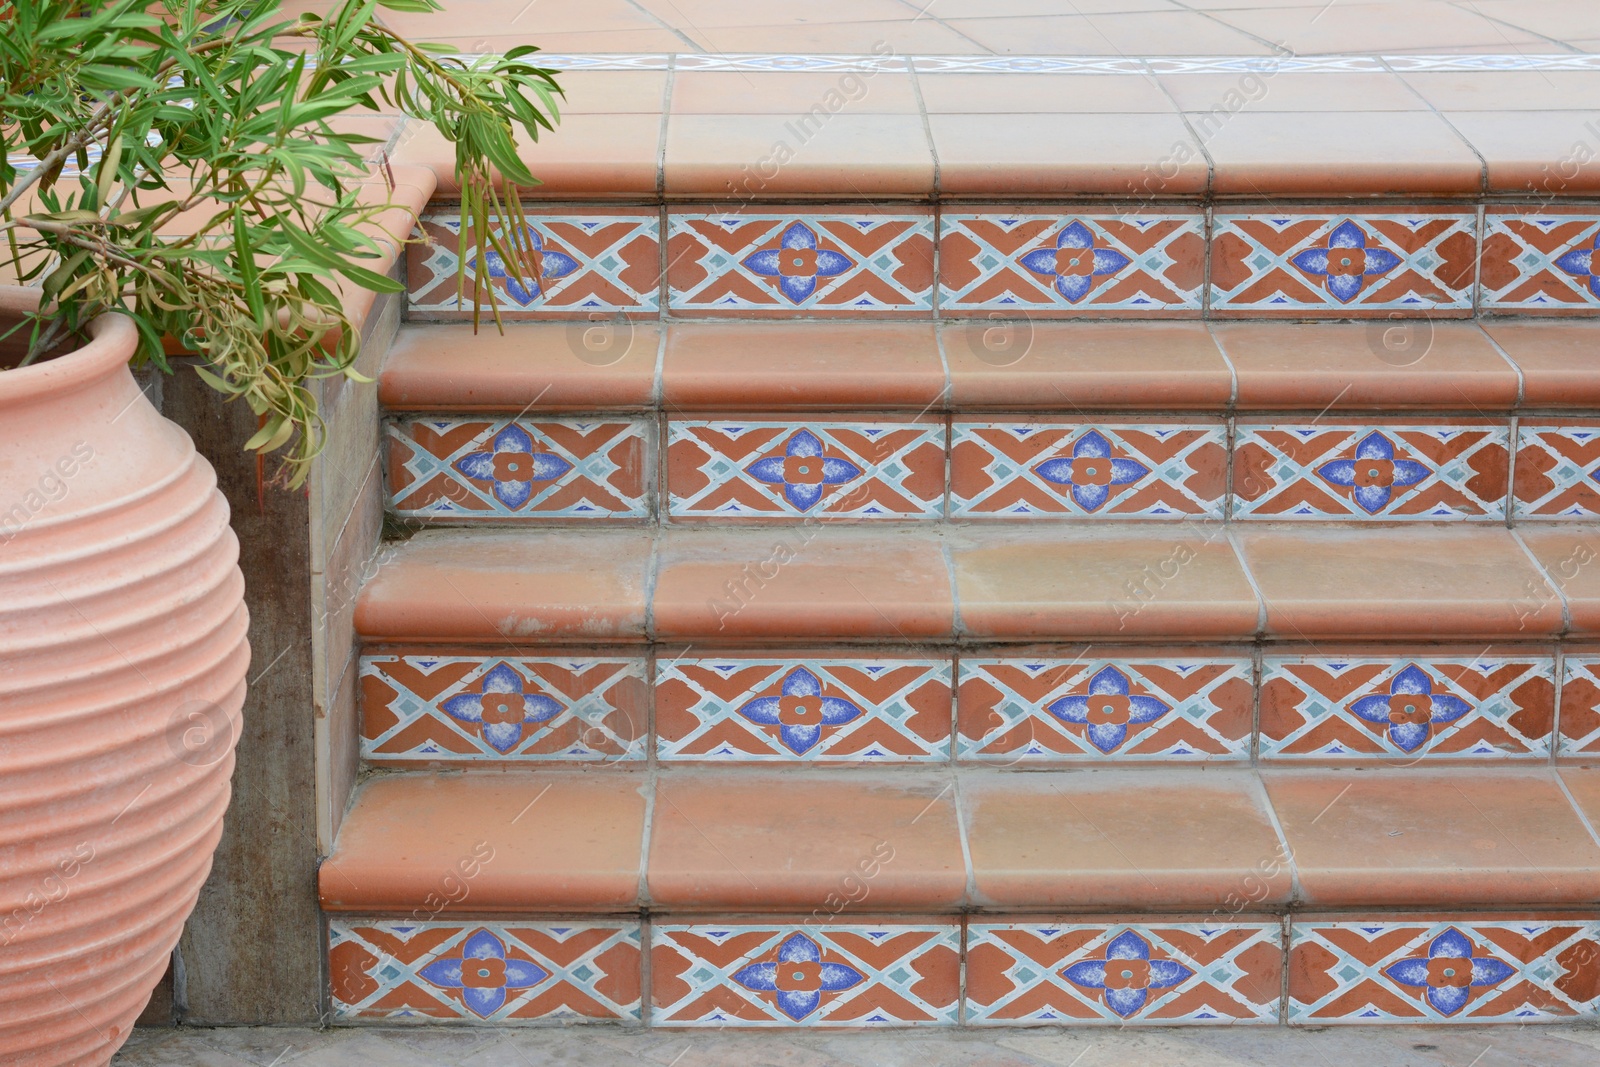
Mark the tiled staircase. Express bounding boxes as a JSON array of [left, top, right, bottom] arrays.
[[319, 90, 1600, 1028]]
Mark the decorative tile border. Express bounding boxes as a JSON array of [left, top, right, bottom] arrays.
[[329, 920, 643, 1023], [957, 655, 1253, 761], [950, 423, 1227, 520], [407, 210, 661, 320], [360, 654, 648, 763], [667, 420, 944, 519], [938, 211, 1205, 316], [1210, 212, 1477, 316], [1259, 654, 1555, 760], [657, 658, 951, 762], [651, 923, 961, 1026], [1559, 655, 1600, 757], [665, 211, 936, 316], [1482, 209, 1600, 313], [1232, 424, 1510, 520], [1288, 918, 1600, 1023], [1514, 423, 1600, 519], [387, 417, 651, 521], [966, 921, 1283, 1025]]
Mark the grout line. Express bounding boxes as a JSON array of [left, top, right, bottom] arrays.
[[1552, 642, 1566, 768], [1509, 525, 1572, 635]]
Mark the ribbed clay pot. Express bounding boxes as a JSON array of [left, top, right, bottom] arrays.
[[0, 287, 249, 1066]]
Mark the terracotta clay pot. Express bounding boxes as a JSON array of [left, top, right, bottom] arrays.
[[0, 287, 249, 1066]]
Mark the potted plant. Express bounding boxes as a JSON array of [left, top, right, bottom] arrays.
[[0, 2, 556, 1063]]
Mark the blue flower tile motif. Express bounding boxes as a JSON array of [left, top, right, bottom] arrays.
[[742, 222, 855, 303], [453, 424, 574, 510], [1290, 220, 1402, 303], [1315, 431, 1430, 514], [469, 228, 580, 307], [441, 662, 564, 754], [1019, 221, 1132, 303], [1347, 664, 1472, 754], [1062, 930, 1195, 1018], [1046, 667, 1173, 754], [733, 667, 865, 755], [1555, 233, 1600, 300], [418, 928, 550, 1018], [732, 933, 866, 1021], [746, 429, 864, 511], [1382, 927, 1516, 1016], [1034, 430, 1151, 512]]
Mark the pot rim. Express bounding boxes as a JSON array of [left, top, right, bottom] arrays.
[[0, 284, 139, 407]]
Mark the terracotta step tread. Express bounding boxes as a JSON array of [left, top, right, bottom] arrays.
[[318, 767, 1600, 914], [376, 321, 1600, 414], [355, 526, 1579, 644]]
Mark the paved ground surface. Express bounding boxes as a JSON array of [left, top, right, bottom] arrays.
[[116, 1024, 1600, 1067]]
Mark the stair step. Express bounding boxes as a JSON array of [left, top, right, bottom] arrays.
[[355, 526, 1579, 644], [320, 766, 1600, 915], [378, 320, 1600, 414]]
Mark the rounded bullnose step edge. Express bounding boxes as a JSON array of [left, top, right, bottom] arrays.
[[353, 525, 1588, 644], [376, 320, 1600, 414]]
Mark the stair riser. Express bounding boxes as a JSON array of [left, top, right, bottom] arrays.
[[327, 914, 1600, 1027], [384, 414, 1600, 524], [358, 646, 1597, 765], [404, 204, 1600, 321]]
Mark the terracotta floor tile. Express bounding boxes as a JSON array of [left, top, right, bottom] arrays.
[[663, 113, 934, 197], [1466, 0, 1600, 42], [550, 71, 671, 115], [1160, 72, 1423, 113], [647, 771, 966, 910], [1237, 527, 1563, 639], [379, 324, 660, 411], [930, 113, 1208, 196], [1263, 768, 1600, 906], [354, 529, 654, 642], [1198, 111, 1483, 195], [661, 323, 944, 410], [917, 73, 1177, 114], [1483, 322, 1600, 408], [944, 12, 1271, 55], [1206, 1, 1546, 54], [675, 20, 980, 55], [319, 772, 648, 912], [651, 527, 954, 641], [1212, 322, 1520, 411], [1446, 111, 1600, 194], [948, 526, 1260, 640], [394, 116, 661, 197], [671, 72, 921, 115], [1401, 71, 1600, 112], [964, 770, 1292, 909], [1556, 766, 1600, 825], [635, 0, 919, 25], [1517, 528, 1600, 633], [378, 0, 666, 36], [944, 322, 1232, 410]]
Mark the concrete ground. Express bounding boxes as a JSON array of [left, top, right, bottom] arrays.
[[116, 1024, 1600, 1067]]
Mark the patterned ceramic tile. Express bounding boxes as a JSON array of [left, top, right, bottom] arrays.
[[1259, 653, 1555, 760], [1210, 212, 1476, 316], [1559, 654, 1600, 757], [667, 420, 945, 519], [950, 423, 1227, 520], [1514, 423, 1600, 519], [651, 924, 961, 1026], [1482, 209, 1600, 313], [656, 658, 952, 762], [1288, 918, 1600, 1023], [407, 209, 661, 320], [966, 921, 1283, 1025], [957, 655, 1253, 761], [387, 417, 651, 521], [360, 654, 647, 762], [1232, 424, 1510, 520], [665, 210, 936, 316], [329, 920, 642, 1023], [938, 211, 1205, 316]]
